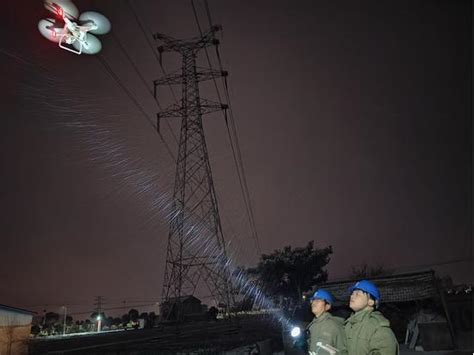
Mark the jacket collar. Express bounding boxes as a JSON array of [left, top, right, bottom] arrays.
[[313, 311, 330, 324], [345, 308, 372, 324]]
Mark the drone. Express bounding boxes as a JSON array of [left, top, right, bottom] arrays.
[[38, 0, 111, 55]]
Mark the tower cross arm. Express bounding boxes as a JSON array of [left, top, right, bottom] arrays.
[[153, 32, 181, 52], [157, 99, 227, 119], [194, 25, 222, 50], [157, 104, 183, 119], [154, 25, 222, 53], [199, 98, 228, 115], [154, 68, 228, 86]]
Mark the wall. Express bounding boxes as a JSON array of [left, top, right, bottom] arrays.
[[0, 309, 33, 355]]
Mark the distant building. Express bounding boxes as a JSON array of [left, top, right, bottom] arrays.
[[160, 295, 203, 321], [0, 304, 35, 355]]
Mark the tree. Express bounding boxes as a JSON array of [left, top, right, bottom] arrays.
[[44, 312, 59, 327], [105, 316, 114, 328], [207, 306, 218, 321], [121, 313, 130, 325], [248, 241, 332, 308], [128, 309, 139, 322], [84, 319, 91, 331], [31, 325, 41, 337], [148, 312, 157, 328]]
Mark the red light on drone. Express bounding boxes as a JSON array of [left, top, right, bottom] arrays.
[[51, 3, 64, 18]]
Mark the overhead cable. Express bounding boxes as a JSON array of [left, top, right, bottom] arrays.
[[197, 0, 261, 254], [96, 54, 175, 161], [191, 0, 262, 254], [126, 0, 181, 141]]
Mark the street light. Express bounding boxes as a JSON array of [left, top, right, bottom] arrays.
[[62, 306, 67, 336], [96, 314, 102, 332]]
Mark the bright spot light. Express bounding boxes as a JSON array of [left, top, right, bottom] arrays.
[[290, 326, 301, 338], [97, 315, 101, 321]]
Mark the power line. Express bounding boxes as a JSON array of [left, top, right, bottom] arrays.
[[101, 1, 261, 257], [154, 26, 236, 317], [124, 1, 260, 259], [126, 0, 180, 144], [203, 0, 214, 28], [108, 30, 178, 144], [0, 48, 50, 72], [200, 2, 262, 255], [96, 54, 154, 130], [123, 1, 233, 214], [218, 55, 262, 255], [95, 54, 175, 161], [393, 257, 473, 272], [120, 1, 247, 254], [191, 0, 262, 254], [190, 0, 224, 106], [327, 257, 473, 283], [110, 32, 162, 110], [190, 0, 260, 254]]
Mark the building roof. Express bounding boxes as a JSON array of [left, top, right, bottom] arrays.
[[317, 270, 439, 305], [0, 304, 36, 315]]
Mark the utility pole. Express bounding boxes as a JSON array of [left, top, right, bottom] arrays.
[[154, 25, 234, 321], [93, 296, 104, 332]]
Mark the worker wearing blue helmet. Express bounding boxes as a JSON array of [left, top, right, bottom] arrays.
[[307, 288, 347, 354], [344, 280, 399, 355]]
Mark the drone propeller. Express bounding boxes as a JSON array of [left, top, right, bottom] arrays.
[[72, 34, 102, 55], [38, 18, 68, 43], [79, 11, 111, 35], [44, 0, 79, 20]]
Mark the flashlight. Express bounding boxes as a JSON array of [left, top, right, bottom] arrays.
[[290, 326, 301, 338]]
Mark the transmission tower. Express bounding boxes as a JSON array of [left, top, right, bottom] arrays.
[[153, 26, 233, 320]]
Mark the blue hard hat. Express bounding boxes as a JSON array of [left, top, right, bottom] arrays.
[[311, 288, 335, 305], [349, 280, 381, 302]]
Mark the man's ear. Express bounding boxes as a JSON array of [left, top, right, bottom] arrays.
[[325, 303, 331, 312], [367, 298, 375, 307]]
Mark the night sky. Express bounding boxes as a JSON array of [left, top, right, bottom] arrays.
[[1, 0, 471, 318]]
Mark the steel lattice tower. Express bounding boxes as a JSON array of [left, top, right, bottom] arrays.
[[153, 26, 233, 320]]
